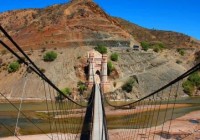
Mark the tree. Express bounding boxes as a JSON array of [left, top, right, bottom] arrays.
[[182, 80, 195, 96], [122, 79, 135, 93], [110, 53, 119, 61], [188, 72, 200, 88], [61, 88, 71, 96], [141, 41, 150, 51], [182, 72, 200, 96], [43, 51, 57, 62], [152, 43, 165, 52], [77, 81, 87, 95], [107, 61, 114, 75], [8, 61, 20, 73], [141, 41, 165, 52], [57, 87, 71, 101], [94, 44, 107, 54]]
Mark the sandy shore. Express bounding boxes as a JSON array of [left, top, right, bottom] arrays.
[[1, 110, 199, 140], [54, 104, 191, 118], [109, 110, 200, 140], [0, 133, 80, 140]]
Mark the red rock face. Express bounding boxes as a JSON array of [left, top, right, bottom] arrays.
[[1, 0, 199, 51], [0, 0, 134, 51]]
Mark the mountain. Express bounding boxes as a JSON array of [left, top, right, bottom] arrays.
[[1, 0, 199, 51], [0, 0, 136, 50], [114, 17, 200, 49]]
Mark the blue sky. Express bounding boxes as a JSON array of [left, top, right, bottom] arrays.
[[0, 0, 199, 40]]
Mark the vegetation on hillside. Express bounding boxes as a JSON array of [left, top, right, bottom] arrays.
[[107, 61, 114, 76], [43, 51, 57, 62], [177, 48, 185, 56], [8, 61, 20, 73], [110, 53, 119, 61], [77, 81, 87, 95], [182, 72, 200, 96], [94, 44, 107, 54], [57, 87, 71, 100], [122, 78, 135, 93], [61, 87, 71, 96], [141, 41, 165, 52], [114, 17, 195, 49]]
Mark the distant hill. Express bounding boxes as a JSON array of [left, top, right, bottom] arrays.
[[114, 17, 200, 49]]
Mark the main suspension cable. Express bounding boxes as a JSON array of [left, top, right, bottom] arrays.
[[105, 63, 200, 108], [0, 40, 91, 108]]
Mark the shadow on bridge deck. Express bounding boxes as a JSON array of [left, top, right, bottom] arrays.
[[80, 85, 95, 140]]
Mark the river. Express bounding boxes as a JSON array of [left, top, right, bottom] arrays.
[[0, 97, 200, 137]]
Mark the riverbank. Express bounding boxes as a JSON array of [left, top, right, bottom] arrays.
[[109, 110, 200, 140], [0, 133, 78, 140], [0, 98, 47, 103], [1, 109, 199, 140]]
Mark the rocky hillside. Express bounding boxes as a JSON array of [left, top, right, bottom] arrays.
[[0, 0, 136, 51], [114, 17, 200, 49], [1, 0, 200, 50]]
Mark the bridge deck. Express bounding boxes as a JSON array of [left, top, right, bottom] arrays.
[[92, 84, 106, 140]]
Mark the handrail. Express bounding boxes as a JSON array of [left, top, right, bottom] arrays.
[[0, 25, 93, 108], [105, 62, 200, 107]]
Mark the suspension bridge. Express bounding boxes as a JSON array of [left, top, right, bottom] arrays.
[[0, 25, 200, 140]]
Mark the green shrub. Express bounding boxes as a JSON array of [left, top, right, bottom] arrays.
[[177, 48, 185, 56], [57, 87, 71, 101], [153, 45, 160, 52], [141, 42, 165, 52], [182, 72, 200, 96], [107, 61, 114, 75], [77, 81, 87, 95], [152, 43, 165, 52], [43, 51, 57, 62], [61, 87, 71, 96], [141, 41, 150, 51], [110, 53, 119, 61], [122, 79, 135, 93], [94, 44, 107, 54], [188, 72, 200, 88], [8, 61, 20, 73], [157, 43, 165, 50], [182, 80, 195, 96]]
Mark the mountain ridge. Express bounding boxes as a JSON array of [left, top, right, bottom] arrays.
[[0, 0, 199, 50]]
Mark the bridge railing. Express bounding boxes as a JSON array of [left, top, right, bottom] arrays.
[[0, 25, 94, 140], [104, 63, 200, 140]]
